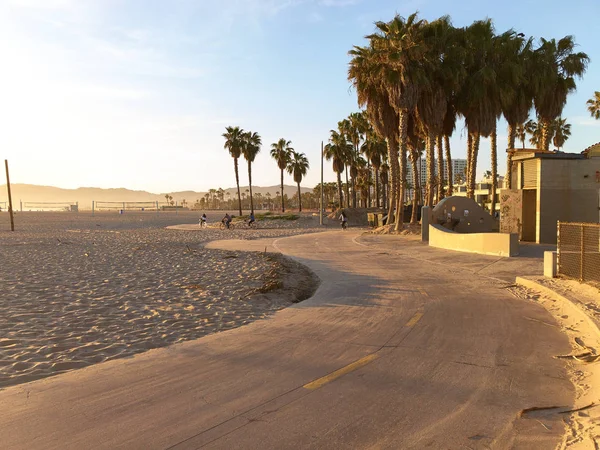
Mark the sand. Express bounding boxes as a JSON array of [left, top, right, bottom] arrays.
[[509, 279, 600, 449], [0, 211, 322, 389]]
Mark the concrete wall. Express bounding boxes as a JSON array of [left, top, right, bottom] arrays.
[[431, 196, 497, 233], [538, 158, 600, 244], [429, 224, 519, 257]]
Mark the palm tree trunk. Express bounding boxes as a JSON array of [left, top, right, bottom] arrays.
[[367, 161, 371, 207], [336, 172, 343, 209], [234, 157, 242, 215], [395, 109, 409, 231], [344, 166, 350, 208], [444, 135, 453, 196], [425, 132, 435, 207], [466, 132, 473, 189], [280, 169, 285, 212], [386, 136, 399, 224], [375, 169, 380, 209], [506, 123, 516, 190], [436, 134, 444, 203], [491, 128, 498, 217], [382, 178, 387, 211], [351, 176, 356, 208], [467, 132, 480, 199], [410, 150, 420, 224], [297, 183, 302, 212], [540, 118, 551, 151], [247, 161, 254, 214]]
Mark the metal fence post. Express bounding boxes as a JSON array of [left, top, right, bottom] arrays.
[[557, 221, 560, 276], [580, 224, 585, 282]]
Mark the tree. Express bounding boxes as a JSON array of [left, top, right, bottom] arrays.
[[270, 138, 293, 212], [552, 117, 571, 150], [532, 36, 589, 151], [325, 129, 352, 208], [287, 151, 310, 211], [587, 91, 600, 120], [361, 134, 387, 208], [525, 119, 541, 148], [241, 131, 262, 214], [222, 126, 245, 215], [500, 34, 533, 189], [516, 122, 527, 149]]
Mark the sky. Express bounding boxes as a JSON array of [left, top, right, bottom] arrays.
[[1, 0, 599, 194]]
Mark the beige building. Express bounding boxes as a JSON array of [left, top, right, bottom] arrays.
[[500, 144, 600, 244]]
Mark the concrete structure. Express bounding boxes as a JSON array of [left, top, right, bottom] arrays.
[[429, 224, 519, 257], [406, 158, 467, 187], [501, 147, 600, 244], [429, 196, 498, 233], [424, 197, 518, 257], [544, 251, 558, 278]]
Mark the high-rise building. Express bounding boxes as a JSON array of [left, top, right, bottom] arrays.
[[405, 158, 467, 186]]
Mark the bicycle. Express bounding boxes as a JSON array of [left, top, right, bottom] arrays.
[[199, 220, 208, 229], [219, 221, 235, 230], [246, 220, 258, 229]]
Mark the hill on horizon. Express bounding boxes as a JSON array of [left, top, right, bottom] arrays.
[[0, 184, 313, 209]]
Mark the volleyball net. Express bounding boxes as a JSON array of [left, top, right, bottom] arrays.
[[21, 201, 78, 211], [94, 201, 162, 211]]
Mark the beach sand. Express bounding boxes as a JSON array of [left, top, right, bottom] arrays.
[[0, 211, 322, 389]]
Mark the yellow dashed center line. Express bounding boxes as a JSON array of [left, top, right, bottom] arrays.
[[405, 311, 424, 327], [303, 353, 379, 391]]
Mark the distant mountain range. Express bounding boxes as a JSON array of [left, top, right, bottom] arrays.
[[0, 184, 312, 209]]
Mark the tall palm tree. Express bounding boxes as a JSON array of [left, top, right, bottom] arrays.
[[552, 117, 571, 150], [455, 20, 502, 199], [287, 151, 310, 212], [361, 135, 386, 208], [587, 91, 600, 120], [380, 163, 389, 210], [325, 129, 352, 208], [270, 138, 293, 212], [500, 34, 533, 189], [241, 131, 261, 214], [532, 36, 589, 151], [525, 119, 542, 148], [348, 43, 400, 223], [222, 126, 245, 215]]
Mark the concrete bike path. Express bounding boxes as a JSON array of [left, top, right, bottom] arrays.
[[0, 231, 573, 449]]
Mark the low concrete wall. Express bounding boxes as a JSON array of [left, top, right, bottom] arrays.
[[429, 224, 519, 257]]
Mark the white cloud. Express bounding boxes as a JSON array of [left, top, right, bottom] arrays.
[[572, 115, 600, 127]]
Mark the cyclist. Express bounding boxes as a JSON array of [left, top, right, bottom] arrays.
[[199, 213, 207, 228], [247, 212, 256, 227], [222, 213, 232, 229]]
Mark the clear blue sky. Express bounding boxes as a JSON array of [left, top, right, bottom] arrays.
[[1, 0, 599, 193]]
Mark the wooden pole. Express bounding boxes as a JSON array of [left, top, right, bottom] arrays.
[[320, 141, 324, 226], [5, 160, 15, 231]]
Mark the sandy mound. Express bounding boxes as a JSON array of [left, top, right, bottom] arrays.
[[371, 223, 421, 235]]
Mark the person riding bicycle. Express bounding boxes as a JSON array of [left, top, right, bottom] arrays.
[[248, 212, 256, 227], [222, 213, 232, 229], [200, 213, 207, 227], [339, 210, 348, 230]]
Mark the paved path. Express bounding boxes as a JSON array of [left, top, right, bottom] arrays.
[[0, 231, 572, 449]]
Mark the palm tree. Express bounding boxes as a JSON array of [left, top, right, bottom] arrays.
[[532, 36, 589, 151], [501, 34, 534, 189], [325, 129, 352, 208], [270, 138, 293, 212], [287, 151, 310, 212], [525, 119, 542, 148], [552, 117, 571, 150], [361, 135, 386, 208], [380, 163, 389, 210], [222, 126, 245, 215], [349, 43, 400, 223], [241, 131, 261, 214], [587, 91, 600, 120], [516, 122, 527, 149]]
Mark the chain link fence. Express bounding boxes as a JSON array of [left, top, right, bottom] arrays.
[[557, 222, 600, 285]]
